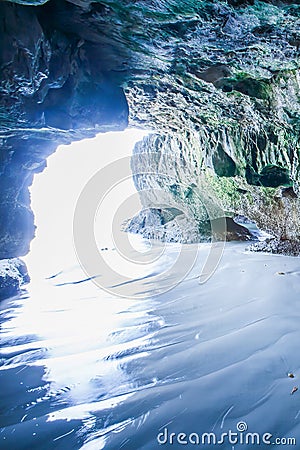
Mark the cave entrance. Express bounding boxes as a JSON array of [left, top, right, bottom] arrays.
[[24, 129, 148, 282]]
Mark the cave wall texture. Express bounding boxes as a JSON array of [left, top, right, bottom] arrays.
[[1, 0, 300, 297]]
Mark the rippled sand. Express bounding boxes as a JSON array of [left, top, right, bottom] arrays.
[[1, 242, 300, 449]]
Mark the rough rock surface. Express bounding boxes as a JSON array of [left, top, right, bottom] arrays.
[[124, 208, 253, 243], [1, 0, 300, 298], [128, 129, 300, 249], [0, 0, 129, 260], [0, 258, 29, 300]]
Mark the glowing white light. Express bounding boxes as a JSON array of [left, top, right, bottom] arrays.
[[24, 129, 149, 280]]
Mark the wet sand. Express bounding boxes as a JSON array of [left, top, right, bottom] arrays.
[[1, 242, 300, 449]]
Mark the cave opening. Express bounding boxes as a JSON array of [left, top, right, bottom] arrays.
[[24, 128, 148, 283]]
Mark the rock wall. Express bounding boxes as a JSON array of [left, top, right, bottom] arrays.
[[122, 0, 300, 253], [1, 0, 300, 297], [126, 129, 300, 252]]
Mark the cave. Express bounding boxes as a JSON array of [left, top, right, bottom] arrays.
[[1, 0, 300, 448], [1, 0, 300, 297]]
